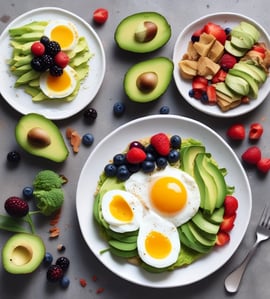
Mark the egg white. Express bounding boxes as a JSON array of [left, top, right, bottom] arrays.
[[137, 211, 180, 268], [39, 65, 78, 99], [124, 166, 200, 227], [101, 189, 144, 233], [43, 20, 79, 51]]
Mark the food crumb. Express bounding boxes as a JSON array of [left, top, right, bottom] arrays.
[[79, 278, 87, 287], [49, 227, 60, 238], [92, 275, 97, 282], [57, 244, 66, 252], [66, 127, 82, 153], [96, 287, 104, 294]]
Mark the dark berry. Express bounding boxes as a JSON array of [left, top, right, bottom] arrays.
[[141, 160, 155, 173], [43, 252, 53, 266], [31, 57, 46, 72], [56, 256, 70, 272], [127, 163, 141, 173], [45, 41, 61, 56], [129, 141, 144, 150], [225, 27, 231, 35], [159, 105, 170, 114], [156, 157, 168, 169], [145, 152, 155, 162], [22, 186, 34, 200], [113, 153, 126, 166], [113, 102, 125, 116], [4, 196, 29, 217], [49, 64, 63, 77], [116, 165, 131, 181], [57, 244, 66, 252], [191, 35, 200, 43], [201, 91, 208, 104], [82, 133, 94, 146], [42, 54, 54, 69], [83, 107, 98, 121], [40, 35, 50, 46], [104, 163, 117, 177], [47, 264, 64, 282], [145, 144, 158, 158], [170, 135, 182, 149], [167, 149, 180, 164], [60, 276, 70, 289], [188, 89, 195, 98], [7, 151, 21, 163]]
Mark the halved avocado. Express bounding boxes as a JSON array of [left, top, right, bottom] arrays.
[[2, 233, 45, 274], [124, 57, 173, 102], [114, 12, 171, 53], [15, 113, 69, 162]]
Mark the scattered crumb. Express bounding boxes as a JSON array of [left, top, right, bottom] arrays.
[[96, 287, 104, 294], [49, 209, 62, 226], [66, 127, 82, 153], [57, 244, 66, 252], [79, 278, 87, 287], [49, 227, 60, 238]]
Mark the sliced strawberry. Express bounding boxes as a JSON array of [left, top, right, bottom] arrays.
[[223, 195, 238, 217], [241, 146, 262, 165], [257, 158, 270, 173], [220, 213, 236, 232], [204, 22, 227, 44], [226, 124, 245, 140], [211, 69, 227, 83], [150, 133, 170, 156], [252, 45, 266, 58], [219, 53, 237, 71], [249, 123, 264, 140], [216, 231, 230, 246], [192, 76, 208, 91], [206, 85, 217, 104], [126, 147, 146, 164]]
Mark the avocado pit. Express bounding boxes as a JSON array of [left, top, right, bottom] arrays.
[[27, 127, 51, 147], [135, 21, 158, 42], [136, 72, 158, 92]]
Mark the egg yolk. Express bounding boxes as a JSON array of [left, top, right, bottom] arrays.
[[109, 195, 134, 222], [50, 25, 75, 49], [150, 176, 187, 214], [47, 70, 71, 92], [145, 231, 172, 259]]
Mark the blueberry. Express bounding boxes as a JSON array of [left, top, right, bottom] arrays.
[[156, 157, 168, 169], [170, 135, 182, 149], [43, 252, 53, 266], [141, 160, 155, 173], [22, 186, 34, 200], [113, 102, 125, 116], [113, 153, 126, 166], [191, 35, 200, 43], [104, 164, 117, 177], [82, 133, 94, 146], [60, 276, 70, 289], [225, 27, 231, 35], [116, 165, 131, 181], [145, 144, 158, 158], [127, 163, 141, 173], [159, 105, 170, 114], [201, 91, 208, 104], [167, 149, 180, 164], [83, 107, 97, 121], [7, 151, 21, 163], [188, 89, 195, 98], [145, 152, 155, 162]]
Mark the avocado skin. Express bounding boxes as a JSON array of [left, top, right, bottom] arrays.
[[15, 113, 69, 162], [114, 11, 171, 53], [2, 233, 45, 274]]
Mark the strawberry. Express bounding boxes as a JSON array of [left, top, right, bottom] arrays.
[[257, 158, 270, 173], [249, 123, 264, 140], [226, 124, 245, 140], [150, 133, 170, 156], [220, 213, 236, 232], [223, 195, 238, 217], [211, 69, 227, 83], [93, 8, 109, 24], [192, 76, 208, 91], [191, 27, 204, 42], [219, 53, 237, 71], [241, 146, 262, 165], [204, 22, 227, 44], [216, 231, 230, 246], [126, 147, 146, 164], [206, 85, 217, 104], [252, 45, 266, 58], [54, 51, 70, 68], [4, 196, 29, 217]]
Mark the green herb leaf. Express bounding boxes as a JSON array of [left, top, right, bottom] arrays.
[[0, 215, 30, 233]]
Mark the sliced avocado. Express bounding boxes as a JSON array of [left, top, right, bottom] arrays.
[[2, 233, 45, 274], [187, 222, 216, 247], [230, 34, 254, 50], [225, 73, 250, 96], [114, 12, 171, 53], [15, 113, 69, 162], [124, 57, 173, 102], [240, 21, 260, 42], [108, 239, 137, 251], [180, 145, 205, 176], [224, 40, 247, 57], [192, 210, 220, 235], [215, 82, 241, 100], [205, 207, 225, 225], [234, 62, 267, 84]]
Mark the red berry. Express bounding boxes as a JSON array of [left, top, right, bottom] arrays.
[[257, 158, 270, 173], [216, 231, 230, 246], [211, 69, 227, 83], [220, 213, 236, 232], [150, 133, 170, 156], [241, 146, 262, 165], [226, 124, 245, 140], [249, 122, 264, 140], [192, 76, 208, 91], [47, 265, 64, 282], [54, 51, 70, 68], [31, 41, 45, 56], [219, 53, 237, 70], [4, 196, 29, 217], [126, 147, 146, 164], [223, 195, 238, 217], [206, 85, 217, 104], [204, 22, 227, 44], [93, 8, 108, 24]]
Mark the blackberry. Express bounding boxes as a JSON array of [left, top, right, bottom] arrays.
[[4, 196, 29, 217], [49, 64, 63, 77], [40, 35, 50, 46], [83, 107, 98, 121], [42, 54, 54, 69], [31, 57, 46, 72], [47, 264, 64, 282], [7, 151, 21, 163], [56, 256, 70, 272], [45, 41, 61, 56]]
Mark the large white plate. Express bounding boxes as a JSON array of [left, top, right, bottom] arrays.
[[76, 115, 252, 288], [173, 12, 270, 118], [0, 7, 105, 120]]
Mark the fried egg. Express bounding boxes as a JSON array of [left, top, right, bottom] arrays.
[[101, 189, 144, 233], [39, 65, 78, 98], [44, 20, 79, 51], [137, 211, 180, 268], [125, 166, 200, 227]]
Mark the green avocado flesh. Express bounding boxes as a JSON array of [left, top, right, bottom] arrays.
[[124, 57, 173, 102], [94, 138, 233, 272], [114, 12, 171, 53], [2, 233, 45, 274], [15, 113, 69, 162]]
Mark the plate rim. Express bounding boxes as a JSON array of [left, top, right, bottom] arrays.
[[0, 6, 106, 120], [76, 114, 252, 288], [173, 12, 270, 118]]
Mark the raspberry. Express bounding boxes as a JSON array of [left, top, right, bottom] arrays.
[[126, 147, 147, 164], [241, 146, 262, 165], [150, 133, 170, 156], [45, 41, 61, 56], [4, 196, 29, 217], [219, 53, 237, 71], [56, 256, 70, 272], [46, 265, 64, 282]]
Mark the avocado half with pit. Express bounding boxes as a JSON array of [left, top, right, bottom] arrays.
[[2, 233, 45, 274], [114, 12, 171, 53], [124, 57, 173, 102], [15, 113, 69, 162]]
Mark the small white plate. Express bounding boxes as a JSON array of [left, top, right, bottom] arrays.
[[76, 115, 252, 288], [0, 7, 105, 120], [173, 12, 270, 118]]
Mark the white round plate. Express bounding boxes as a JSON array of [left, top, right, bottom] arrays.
[[173, 12, 270, 118], [0, 7, 105, 120], [76, 115, 252, 288]]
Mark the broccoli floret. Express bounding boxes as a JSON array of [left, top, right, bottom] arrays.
[[33, 170, 66, 191]]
